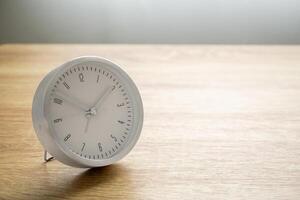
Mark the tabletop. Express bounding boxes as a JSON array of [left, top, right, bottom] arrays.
[[0, 44, 299, 200]]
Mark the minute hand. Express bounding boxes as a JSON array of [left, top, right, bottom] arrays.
[[93, 86, 113, 109]]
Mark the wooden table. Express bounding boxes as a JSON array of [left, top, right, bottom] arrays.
[[0, 44, 299, 200]]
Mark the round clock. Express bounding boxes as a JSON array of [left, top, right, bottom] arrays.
[[32, 56, 143, 168]]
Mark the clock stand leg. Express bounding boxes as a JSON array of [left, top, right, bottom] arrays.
[[44, 150, 54, 162]]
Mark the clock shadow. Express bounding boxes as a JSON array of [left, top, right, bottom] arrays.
[[24, 163, 135, 200], [64, 165, 134, 199]]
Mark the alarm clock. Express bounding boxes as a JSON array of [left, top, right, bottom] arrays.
[[32, 56, 143, 168]]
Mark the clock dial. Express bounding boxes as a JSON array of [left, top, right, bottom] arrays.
[[45, 62, 134, 160]]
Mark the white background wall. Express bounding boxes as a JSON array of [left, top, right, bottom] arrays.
[[0, 0, 299, 44]]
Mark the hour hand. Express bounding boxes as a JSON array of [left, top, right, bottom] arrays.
[[55, 90, 89, 111]]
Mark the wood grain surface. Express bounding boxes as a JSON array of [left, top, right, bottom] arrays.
[[0, 44, 299, 200]]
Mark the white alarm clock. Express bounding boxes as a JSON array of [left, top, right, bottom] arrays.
[[32, 56, 143, 168]]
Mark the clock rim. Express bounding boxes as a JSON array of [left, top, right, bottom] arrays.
[[33, 56, 143, 167]]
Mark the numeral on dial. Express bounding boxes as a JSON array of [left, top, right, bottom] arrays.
[[110, 134, 117, 142], [81, 142, 86, 152], [98, 142, 102, 152], [53, 118, 62, 123], [117, 103, 124, 107], [54, 98, 63, 105], [64, 134, 71, 142], [63, 82, 70, 89], [79, 73, 84, 82], [118, 120, 124, 124]]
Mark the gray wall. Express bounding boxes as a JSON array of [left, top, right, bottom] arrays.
[[0, 0, 300, 44]]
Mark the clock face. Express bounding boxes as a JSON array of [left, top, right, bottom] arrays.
[[43, 59, 142, 163]]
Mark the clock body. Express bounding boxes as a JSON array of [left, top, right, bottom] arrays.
[[32, 56, 143, 168]]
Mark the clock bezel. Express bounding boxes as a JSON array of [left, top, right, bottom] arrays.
[[33, 56, 143, 167]]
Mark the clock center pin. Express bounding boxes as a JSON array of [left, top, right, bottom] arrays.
[[85, 107, 97, 117]]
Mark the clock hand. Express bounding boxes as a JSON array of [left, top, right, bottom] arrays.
[[93, 86, 114, 110], [55, 90, 90, 111], [84, 114, 92, 133], [84, 107, 96, 133]]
